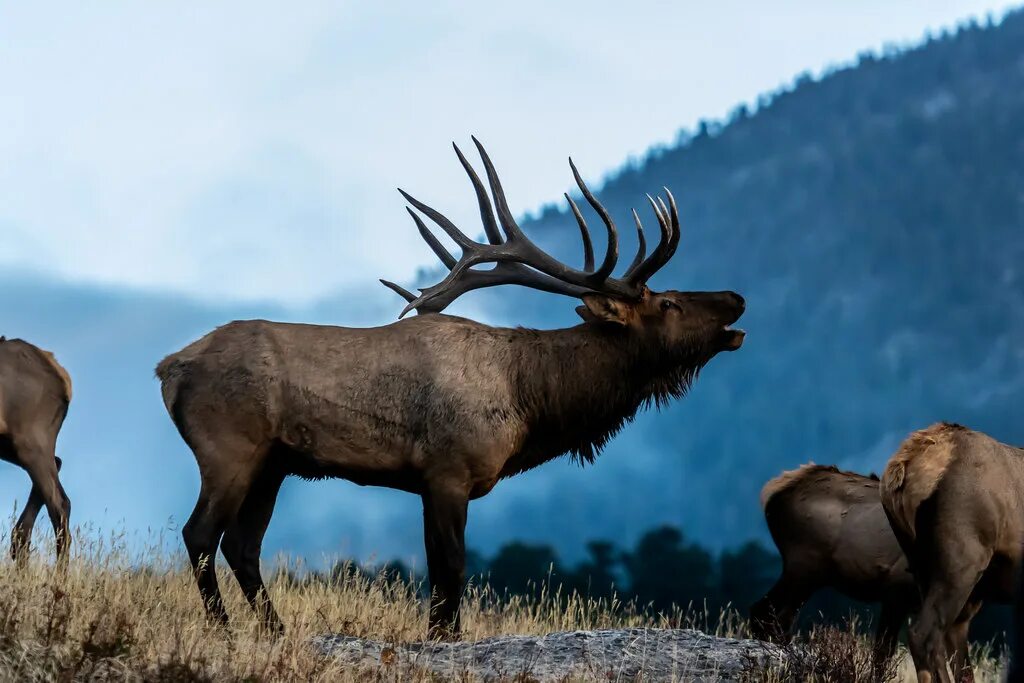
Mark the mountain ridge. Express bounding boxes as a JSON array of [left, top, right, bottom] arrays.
[[2, 10, 1023, 561]]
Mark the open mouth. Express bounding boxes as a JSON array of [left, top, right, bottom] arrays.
[[721, 325, 745, 351]]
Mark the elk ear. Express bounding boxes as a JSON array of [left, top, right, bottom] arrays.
[[579, 294, 630, 326], [575, 305, 600, 322]]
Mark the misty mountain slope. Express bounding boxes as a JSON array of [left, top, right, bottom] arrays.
[[435, 11, 1024, 552], [0, 271, 430, 563], [2, 12, 1022, 564]]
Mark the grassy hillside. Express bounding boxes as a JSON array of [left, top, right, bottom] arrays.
[[0, 527, 727, 681], [0, 527, 1005, 681]]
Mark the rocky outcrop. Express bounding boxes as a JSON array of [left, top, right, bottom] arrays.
[[313, 628, 786, 681]]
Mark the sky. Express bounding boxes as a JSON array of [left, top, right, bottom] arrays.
[[0, 1, 1019, 306]]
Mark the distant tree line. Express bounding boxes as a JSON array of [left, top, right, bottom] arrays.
[[303, 524, 1013, 646]]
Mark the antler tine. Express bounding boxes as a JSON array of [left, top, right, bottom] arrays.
[[657, 197, 671, 226], [663, 187, 681, 261], [624, 208, 647, 277], [568, 158, 618, 281], [565, 193, 595, 272], [646, 193, 668, 230], [646, 194, 671, 250], [453, 142, 503, 246], [626, 193, 675, 287], [380, 279, 416, 303], [407, 207, 456, 269], [471, 136, 529, 244], [470, 138, 630, 291], [398, 188, 477, 250]]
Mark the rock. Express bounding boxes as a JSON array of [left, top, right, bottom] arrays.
[[313, 628, 787, 681]]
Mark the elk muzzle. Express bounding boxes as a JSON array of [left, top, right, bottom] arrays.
[[715, 291, 745, 351]]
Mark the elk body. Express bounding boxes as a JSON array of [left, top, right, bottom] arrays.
[[0, 337, 72, 561], [751, 465, 914, 667], [880, 422, 1021, 683], [157, 139, 745, 638]]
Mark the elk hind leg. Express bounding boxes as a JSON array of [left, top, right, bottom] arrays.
[[220, 460, 286, 634], [10, 456, 62, 562], [908, 543, 989, 683], [422, 484, 469, 641], [16, 442, 70, 564], [873, 598, 909, 675], [749, 569, 816, 642], [945, 599, 981, 683], [10, 483, 43, 563], [182, 433, 266, 627]]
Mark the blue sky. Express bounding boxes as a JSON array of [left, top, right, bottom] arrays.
[[1, 1, 1018, 305]]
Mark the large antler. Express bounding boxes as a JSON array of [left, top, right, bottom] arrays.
[[381, 137, 680, 317]]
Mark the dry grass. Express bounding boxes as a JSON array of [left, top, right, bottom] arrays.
[[0, 521, 1007, 681], [0, 521, 692, 681], [742, 620, 1008, 683], [890, 639, 1008, 683]]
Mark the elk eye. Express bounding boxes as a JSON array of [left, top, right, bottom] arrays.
[[660, 299, 677, 312]]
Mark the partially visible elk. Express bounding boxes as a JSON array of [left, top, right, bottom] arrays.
[[1011, 582, 1024, 681], [750, 464, 914, 669], [1008, 550, 1024, 683], [0, 337, 73, 561], [157, 138, 745, 639], [881, 422, 1020, 683]]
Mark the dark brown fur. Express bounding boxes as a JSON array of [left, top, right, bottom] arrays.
[[157, 289, 744, 638], [751, 465, 913, 670], [0, 337, 72, 562], [880, 423, 1018, 683]]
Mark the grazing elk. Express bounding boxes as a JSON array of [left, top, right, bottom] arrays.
[[751, 464, 915, 669], [0, 337, 73, 562], [881, 422, 1020, 683], [157, 138, 745, 639]]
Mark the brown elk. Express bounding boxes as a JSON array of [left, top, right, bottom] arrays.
[[156, 138, 745, 639], [0, 337, 73, 561], [750, 464, 915, 667], [881, 422, 1020, 683]]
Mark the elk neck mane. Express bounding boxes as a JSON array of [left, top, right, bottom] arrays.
[[505, 321, 715, 470]]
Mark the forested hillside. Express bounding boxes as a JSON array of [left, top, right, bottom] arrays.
[[421, 10, 1024, 553]]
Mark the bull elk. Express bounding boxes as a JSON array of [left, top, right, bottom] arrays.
[[750, 464, 914, 671], [0, 337, 72, 561], [156, 139, 745, 639], [881, 422, 1019, 683]]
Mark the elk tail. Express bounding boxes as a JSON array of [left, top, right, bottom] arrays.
[[154, 353, 186, 416], [880, 422, 964, 542]]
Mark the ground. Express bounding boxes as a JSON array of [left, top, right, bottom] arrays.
[[0, 524, 1007, 682]]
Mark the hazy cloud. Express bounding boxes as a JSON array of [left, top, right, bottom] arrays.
[[0, 1, 1015, 304]]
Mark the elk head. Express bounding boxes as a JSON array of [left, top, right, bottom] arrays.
[[381, 138, 745, 357]]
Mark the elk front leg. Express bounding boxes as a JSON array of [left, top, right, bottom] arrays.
[[422, 485, 469, 641]]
